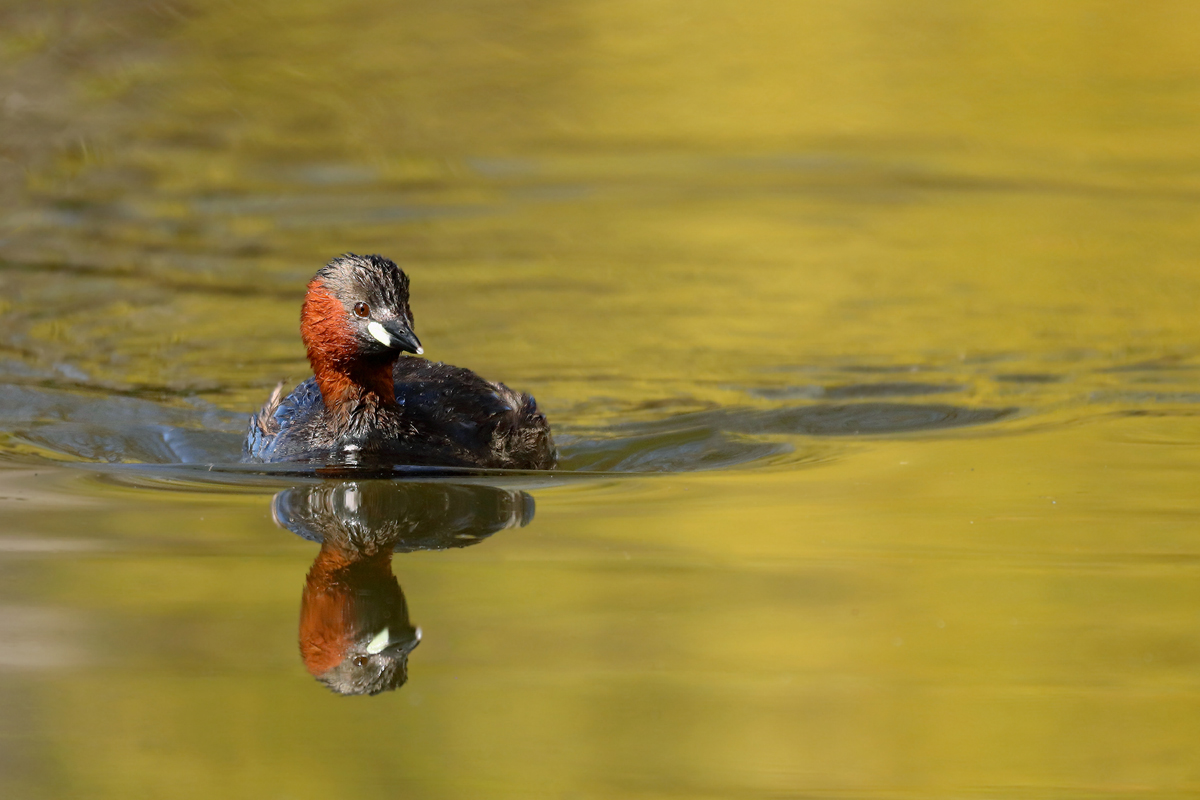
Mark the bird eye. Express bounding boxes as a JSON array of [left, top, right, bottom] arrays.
[[353, 655, 370, 668], [353, 302, 370, 318]]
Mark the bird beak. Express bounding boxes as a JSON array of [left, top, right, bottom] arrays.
[[366, 319, 423, 355], [365, 625, 422, 655]]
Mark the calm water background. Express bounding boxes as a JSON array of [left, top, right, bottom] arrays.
[[2, 1, 1200, 797]]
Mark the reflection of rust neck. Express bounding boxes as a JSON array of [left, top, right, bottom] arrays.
[[301, 280, 398, 421], [299, 542, 394, 677]]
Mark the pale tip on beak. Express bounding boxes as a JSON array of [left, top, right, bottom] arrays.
[[365, 627, 390, 655], [366, 321, 392, 347]]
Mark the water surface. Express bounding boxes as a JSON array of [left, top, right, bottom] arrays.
[[1, 1, 1200, 797]]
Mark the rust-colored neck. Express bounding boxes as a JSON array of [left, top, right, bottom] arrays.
[[299, 542, 394, 677], [301, 280, 398, 420]]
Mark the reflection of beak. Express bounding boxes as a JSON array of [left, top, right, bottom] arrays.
[[365, 625, 422, 655], [386, 625, 422, 656], [366, 320, 423, 355]]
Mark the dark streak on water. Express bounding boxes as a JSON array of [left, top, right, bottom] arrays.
[[0, 381, 1015, 478], [749, 382, 964, 400]]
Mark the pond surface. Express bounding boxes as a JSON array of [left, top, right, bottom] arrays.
[[2, 1, 1200, 797]]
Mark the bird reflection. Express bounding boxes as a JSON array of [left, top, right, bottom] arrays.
[[271, 480, 535, 696]]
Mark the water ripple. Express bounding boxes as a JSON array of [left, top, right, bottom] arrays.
[[0, 383, 1018, 477]]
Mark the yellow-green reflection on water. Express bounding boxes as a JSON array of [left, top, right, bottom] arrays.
[[0, 0, 1199, 797]]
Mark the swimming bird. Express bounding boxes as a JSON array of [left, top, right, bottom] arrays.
[[244, 253, 556, 469]]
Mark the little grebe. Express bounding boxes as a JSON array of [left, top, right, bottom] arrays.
[[243, 254, 556, 469]]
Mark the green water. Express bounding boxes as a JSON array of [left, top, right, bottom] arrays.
[[1, 1, 1200, 796]]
